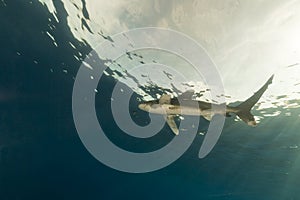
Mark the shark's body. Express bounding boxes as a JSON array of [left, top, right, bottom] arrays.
[[138, 75, 274, 135]]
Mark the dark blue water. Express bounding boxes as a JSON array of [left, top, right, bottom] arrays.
[[1, 1, 300, 199]]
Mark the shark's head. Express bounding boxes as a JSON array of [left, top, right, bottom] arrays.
[[138, 102, 151, 112], [138, 100, 162, 113]]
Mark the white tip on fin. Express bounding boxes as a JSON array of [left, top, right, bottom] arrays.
[[159, 94, 171, 104], [165, 115, 179, 135], [202, 114, 212, 121]]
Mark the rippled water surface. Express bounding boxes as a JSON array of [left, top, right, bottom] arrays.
[[1, 1, 300, 199]]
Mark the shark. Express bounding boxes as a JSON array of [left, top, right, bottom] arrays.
[[138, 75, 274, 135]]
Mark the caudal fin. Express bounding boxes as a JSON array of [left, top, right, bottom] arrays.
[[235, 75, 274, 126]]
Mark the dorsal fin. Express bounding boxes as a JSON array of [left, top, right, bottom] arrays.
[[178, 90, 194, 100], [159, 94, 171, 104]]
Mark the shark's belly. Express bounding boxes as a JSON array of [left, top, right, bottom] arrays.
[[149, 105, 211, 116]]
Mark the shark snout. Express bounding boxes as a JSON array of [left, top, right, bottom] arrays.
[[138, 103, 147, 111]]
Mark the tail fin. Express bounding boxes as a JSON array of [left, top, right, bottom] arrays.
[[235, 75, 274, 126]]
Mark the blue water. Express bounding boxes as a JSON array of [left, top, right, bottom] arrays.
[[1, 1, 300, 199]]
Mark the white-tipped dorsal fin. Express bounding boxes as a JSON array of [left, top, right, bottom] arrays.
[[159, 94, 171, 104], [165, 115, 179, 135], [178, 90, 194, 100]]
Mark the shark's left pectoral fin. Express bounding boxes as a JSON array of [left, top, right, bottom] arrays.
[[165, 115, 179, 135], [202, 114, 212, 121]]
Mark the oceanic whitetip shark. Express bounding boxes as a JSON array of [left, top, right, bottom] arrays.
[[138, 75, 274, 135]]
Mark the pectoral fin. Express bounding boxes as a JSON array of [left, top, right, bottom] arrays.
[[202, 114, 212, 121], [165, 115, 179, 135]]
